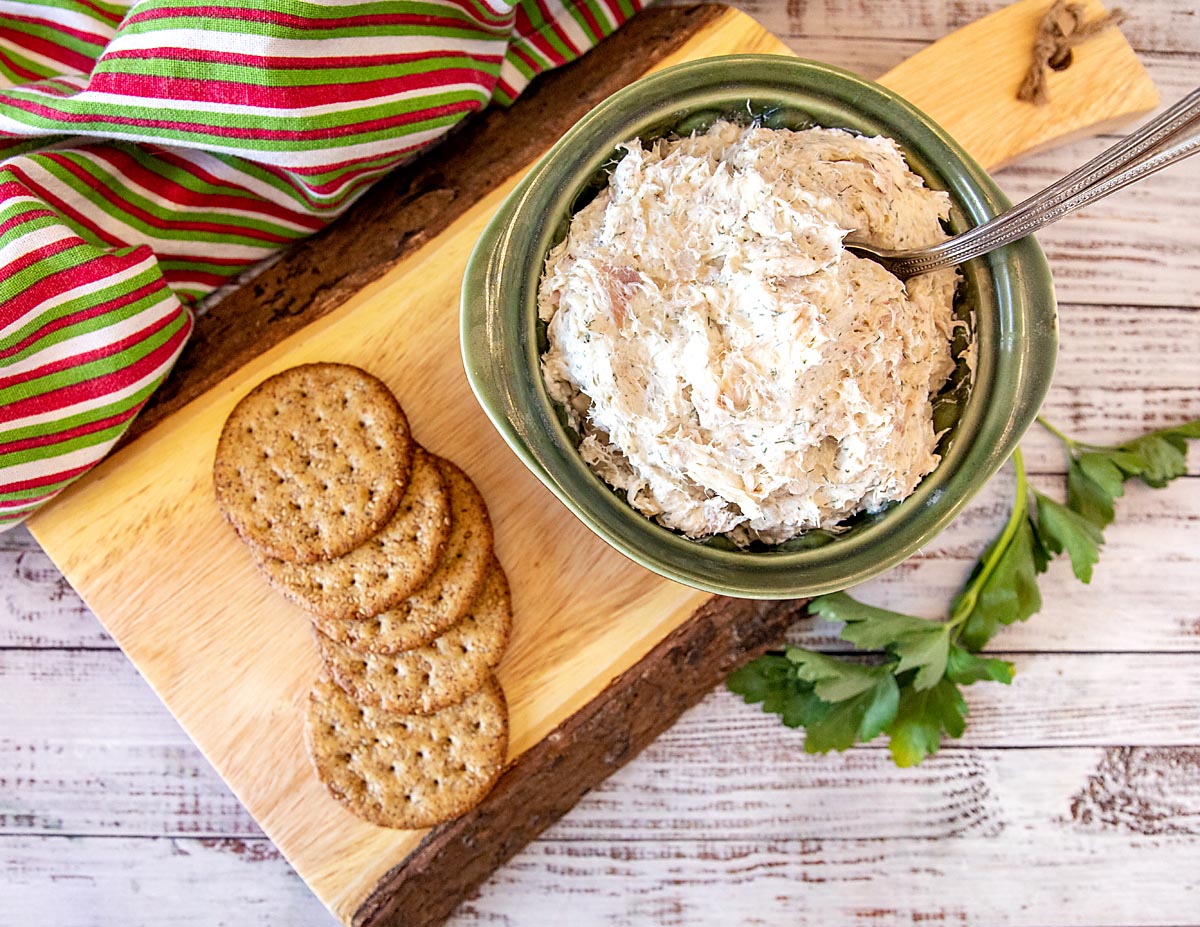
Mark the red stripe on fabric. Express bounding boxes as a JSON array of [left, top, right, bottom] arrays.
[[513, 6, 568, 66], [261, 137, 433, 195], [0, 278, 170, 363], [1, 15, 110, 48], [122, 7, 485, 31], [44, 153, 295, 244], [444, 0, 514, 27], [494, 75, 519, 100], [534, 0, 582, 56], [3, 94, 483, 141], [0, 304, 180, 392], [0, 311, 190, 424], [0, 407, 135, 457], [0, 204, 59, 238], [0, 234, 80, 283], [509, 43, 544, 75], [0, 461, 92, 496], [83, 147, 321, 230], [0, 50, 46, 84], [160, 268, 234, 292], [0, 240, 151, 325], [0, 26, 98, 74], [74, 0, 126, 25], [99, 47, 504, 71], [87, 65, 497, 108], [572, 0, 606, 42], [141, 147, 321, 226], [4, 163, 125, 248]]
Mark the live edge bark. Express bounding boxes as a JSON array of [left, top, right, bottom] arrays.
[[355, 596, 810, 927]]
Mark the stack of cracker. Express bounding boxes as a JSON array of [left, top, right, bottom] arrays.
[[213, 363, 510, 829]]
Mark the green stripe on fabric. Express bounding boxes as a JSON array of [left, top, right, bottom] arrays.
[[0, 261, 164, 356], [113, 14, 502, 43], [2, 86, 491, 151], [14, 0, 128, 21], [609, 0, 636, 24], [0, 378, 161, 447], [1, 240, 101, 300], [504, 48, 539, 82], [0, 308, 186, 406], [562, 0, 600, 45], [93, 52, 498, 89], [0, 276, 171, 368], [120, 0, 506, 29], [0, 46, 63, 84], [39, 154, 307, 243], [113, 144, 282, 206], [0, 16, 108, 60], [0, 418, 128, 468]]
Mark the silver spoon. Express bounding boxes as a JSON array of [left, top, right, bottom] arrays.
[[845, 86, 1200, 279]]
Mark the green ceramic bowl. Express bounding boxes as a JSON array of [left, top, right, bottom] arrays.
[[461, 55, 1057, 598]]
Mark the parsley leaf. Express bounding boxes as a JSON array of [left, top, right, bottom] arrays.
[[887, 678, 967, 767], [1033, 492, 1103, 582], [945, 645, 1014, 685], [809, 592, 950, 691], [728, 418, 1198, 767], [955, 516, 1044, 651]]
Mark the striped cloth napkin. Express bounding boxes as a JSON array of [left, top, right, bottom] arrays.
[[0, 0, 641, 529]]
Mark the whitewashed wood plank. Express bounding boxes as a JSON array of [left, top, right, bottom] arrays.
[[994, 132, 1200, 309], [4, 648, 1199, 844], [447, 832, 1200, 927], [533, 726, 1200, 842], [0, 528, 108, 649], [720, 0, 1200, 55], [0, 836, 329, 927], [0, 648, 259, 837], [4, 626, 1197, 838]]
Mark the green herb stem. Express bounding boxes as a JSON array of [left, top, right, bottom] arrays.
[[947, 448, 1028, 631], [1035, 415, 1077, 450]]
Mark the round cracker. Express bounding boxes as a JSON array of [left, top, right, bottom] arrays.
[[317, 562, 512, 715], [213, 363, 413, 563], [305, 674, 507, 829], [312, 457, 494, 652], [257, 448, 451, 620]]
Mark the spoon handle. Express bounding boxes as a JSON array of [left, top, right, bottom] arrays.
[[884, 87, 1200, 278]]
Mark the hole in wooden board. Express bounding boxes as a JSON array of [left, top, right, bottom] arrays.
[[1049, 48, 1073, 70]]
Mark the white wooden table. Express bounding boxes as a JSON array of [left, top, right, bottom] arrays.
[[3, 2, 1199, 923]]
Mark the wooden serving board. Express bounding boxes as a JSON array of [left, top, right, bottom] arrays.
[[27, 3, 1156, 926]]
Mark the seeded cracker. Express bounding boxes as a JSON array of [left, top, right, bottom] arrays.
[[305, 674, 508, 829], [311, 457, 494, 652], [257, 448, 451, 620], [213, 363, 414, 563], [317, 562, 512, 715]]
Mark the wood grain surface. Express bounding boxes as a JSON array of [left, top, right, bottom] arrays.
[[3, 1, 1200, 925]]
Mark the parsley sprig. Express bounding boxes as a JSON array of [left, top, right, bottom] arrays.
[[729, 417, 1200, 766]]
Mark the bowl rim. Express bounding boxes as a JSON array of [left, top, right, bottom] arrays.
[[462, 54, 1057, 598]]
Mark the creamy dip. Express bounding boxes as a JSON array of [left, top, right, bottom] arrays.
[[537, 120, 959, 544]]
